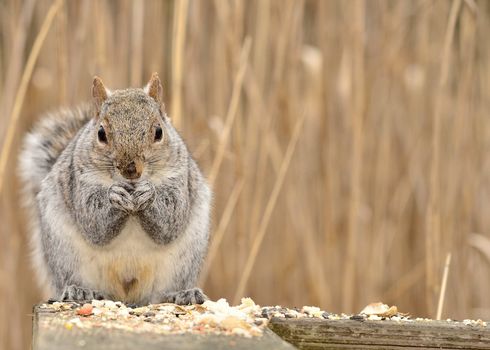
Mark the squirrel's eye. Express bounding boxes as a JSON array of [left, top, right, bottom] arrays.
[[98, 125, 107, 143], [154, 126, 163, 142]]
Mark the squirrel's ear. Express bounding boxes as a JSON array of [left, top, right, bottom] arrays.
[[92, 76, 108, 118], [145, 72, 163, 106]]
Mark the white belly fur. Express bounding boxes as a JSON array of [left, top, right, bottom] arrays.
[[41, 177, 208, 303], [71, 217, 182, 303]]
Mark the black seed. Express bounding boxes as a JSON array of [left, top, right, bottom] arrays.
[[261, 309, 273, 319], [350, 315, 365, 321]]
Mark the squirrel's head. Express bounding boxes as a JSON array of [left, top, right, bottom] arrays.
[[91, 73, 169, 181]]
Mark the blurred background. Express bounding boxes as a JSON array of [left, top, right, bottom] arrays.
[[1, 0, 489, 348]]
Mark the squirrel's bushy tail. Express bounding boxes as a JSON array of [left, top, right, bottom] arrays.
[[18, 107, 90, 297], [18, 105, 91, 297], [18, 105, 91, 199]]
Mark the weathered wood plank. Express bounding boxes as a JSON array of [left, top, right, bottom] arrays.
[[34, 304, 490, 349], [33, 306, 296, 350], [268, 317, 490, 350]]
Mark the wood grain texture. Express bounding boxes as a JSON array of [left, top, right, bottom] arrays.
[[268, 317, 490, 349], [34, 305, 490, 350]]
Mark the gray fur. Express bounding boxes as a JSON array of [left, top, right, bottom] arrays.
[[19, 77, 211, 305], [61, 285, 106, 301], [159, 288, 207, 305]]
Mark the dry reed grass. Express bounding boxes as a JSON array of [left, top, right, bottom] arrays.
[[1, 1, 490, 349]]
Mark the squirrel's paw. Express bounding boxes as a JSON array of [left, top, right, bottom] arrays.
[[60, 285, 106, 301], [158, 288, 208, 305], [109, 183, 134, 213], [133, 180, 156, 211]]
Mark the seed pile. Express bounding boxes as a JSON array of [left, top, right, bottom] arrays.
[[39, 298, 267, 337], [38, 298, 332, 337]]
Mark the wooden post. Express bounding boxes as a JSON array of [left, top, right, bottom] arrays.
[[33, 305, 295, 350], [33, 305, 490, 349], [269, 317, 490, 349]]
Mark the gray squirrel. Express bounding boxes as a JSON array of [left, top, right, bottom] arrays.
[[19, 73, 211, 305]]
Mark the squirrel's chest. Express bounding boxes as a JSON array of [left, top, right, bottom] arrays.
[[75, 218, 174, 303]]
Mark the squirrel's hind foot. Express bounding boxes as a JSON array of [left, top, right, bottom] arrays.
[[60, 285, 106, 302], [159, 288, 208, 305]]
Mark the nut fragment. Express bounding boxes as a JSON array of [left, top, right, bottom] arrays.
[[77, 303, 93, 316], [360, 302, 398, 317]]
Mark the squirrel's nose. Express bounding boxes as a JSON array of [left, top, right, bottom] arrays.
[[120, 161, 141, 180]]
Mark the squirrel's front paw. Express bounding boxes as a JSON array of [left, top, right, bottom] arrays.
[[158, 288, 208, 305], [109, 183, 134, 213], [133, 180, 156, 211], [60, 285, 106, 301]]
